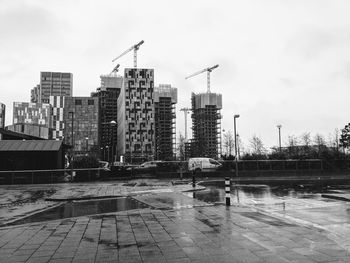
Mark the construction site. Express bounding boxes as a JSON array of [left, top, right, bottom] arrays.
[[186, 65, 222, 159], [154, 85, 177, 160]]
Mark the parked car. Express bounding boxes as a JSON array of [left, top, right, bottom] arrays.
[[188, 157, 222, 173], [126, 161, 162, 173]]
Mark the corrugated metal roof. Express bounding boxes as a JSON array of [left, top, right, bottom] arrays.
[[0, 140, 63, 152]]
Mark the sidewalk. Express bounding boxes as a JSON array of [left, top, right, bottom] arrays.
[[0, 180, 350, 262]]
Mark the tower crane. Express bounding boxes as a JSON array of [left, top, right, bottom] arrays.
[[185, 64, 219, 93], [112, 40, 144, 68], [180, 108, 191, 141], [110, 64, 120, 74]]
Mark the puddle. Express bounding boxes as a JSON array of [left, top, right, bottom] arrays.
[[7, 197, 149, 226]]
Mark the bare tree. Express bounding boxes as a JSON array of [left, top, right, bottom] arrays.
[[223, 130, 235, 156], [288, 135, 299, 147], [300, 132, 311, 146], [314, 133, 326, 147], [249, 135, 266, 155], [327, 128, 340, 149]]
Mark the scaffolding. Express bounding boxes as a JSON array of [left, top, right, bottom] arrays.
[[154, 85, 177, 160], [191, 92, 222, 159]]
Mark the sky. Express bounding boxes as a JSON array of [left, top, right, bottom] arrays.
[[1, 0, 350, 151]]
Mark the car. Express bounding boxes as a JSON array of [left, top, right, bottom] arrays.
[[188, 157, 222, 173], [126, 161, 162, 172]]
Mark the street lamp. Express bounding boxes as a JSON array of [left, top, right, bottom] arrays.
[[221, 129, 225, 158], [85, 137, 89, 155], [69, 111, 74, 181], [234, 115, 240, 178], [277, 124, 282, 152], [110, 120, 117, 164]]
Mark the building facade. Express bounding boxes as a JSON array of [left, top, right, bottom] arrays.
[[6, 123, 51, 139], [30, 84, 40, 103], [50, 96, 65, 140], [117, 68, 155, 163], [13, 102, 51, 128], [35, 72, 73, 103], [154, 84, 177, 160], [0, 103, 5, 140], [191, 92, 222, 159], [91, 74, 122, 161], [63, 97, 99, 155]]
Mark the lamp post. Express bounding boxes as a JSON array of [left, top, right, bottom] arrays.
[[110, 120, 117, 164], [277, 124, 282, 152], [221, 129, 225, 158], [69, 112, 74, 181], [85, 137, 89, 155], [234, 115, 240, 178]]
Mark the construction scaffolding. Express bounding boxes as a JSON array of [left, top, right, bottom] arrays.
[[154, 85, 177, 160], [191, 92, 222, 159]]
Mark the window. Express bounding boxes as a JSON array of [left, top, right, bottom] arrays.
[[88, 100, 94, 105], [75, 99, 82, 105]]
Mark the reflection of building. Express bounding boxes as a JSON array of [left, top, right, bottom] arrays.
[[50, 96, 65, 140], [191, 92, 222, 159], [6, 124, 51, 139], [31, 72, 73, 103], [154, 84, 177, 160], [13, 102, 51, 128], [0, 103, 5, 140], [117, 68, 154, 163], [91, 74, 122, 159], [63, 97, 99, 155]]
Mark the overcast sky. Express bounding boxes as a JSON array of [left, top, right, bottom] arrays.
[[1, 0, 350, 150]]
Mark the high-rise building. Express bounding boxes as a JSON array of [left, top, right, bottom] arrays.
[[117, 68, 155, 163], [63, 97, 99, 155], [50, 96, 65, 140], [30, 84, 40, 103], [36, 72, 73, 103], [0, 103, 5, 140], [154, 84, 177, 160], [13, 102, 51, 128], [191, 92, 222, 159], [91, 74, 122, 160]]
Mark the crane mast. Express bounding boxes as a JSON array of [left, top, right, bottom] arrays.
[[185, 64, 219, 93], [112, 40, 144, 68], [180, 108, 191, 141]]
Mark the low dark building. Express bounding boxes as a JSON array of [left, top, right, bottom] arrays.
[[0, 140, 65, 170]]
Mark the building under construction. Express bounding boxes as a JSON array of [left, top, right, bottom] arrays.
[[191, 92, 222, 159], [154, 85, 177, 160], [91, 74, 123, 161]]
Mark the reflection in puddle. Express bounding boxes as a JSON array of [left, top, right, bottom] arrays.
[[187, 181, 350, 207], [8, 197, 148, 226]]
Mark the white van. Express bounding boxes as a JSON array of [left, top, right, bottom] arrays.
[[188, 158, 222, 173]]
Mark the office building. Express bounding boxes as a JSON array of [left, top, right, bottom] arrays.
[[191, 92, 222, 159], [50, 96, 65, 140], [117, 68, 155, 163], [154, 84, 177, 160], [63, 97, 99, 155], [13, 102, 51, 128], [32, 72, 73, 103], [6, 123, 51, 139]]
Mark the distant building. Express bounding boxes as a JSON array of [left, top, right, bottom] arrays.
[[31, 72, 73, 103], [191, 92, 222, 159], [117, 68, 155, 163], [6, 123, 52, 139], [13, 102, 51, 128], [154, 84, 177, 160], [50, 96, 65, 140], [91, 74, 122, 161], [0, 103, 5, 140], [30, 84, 40, 103], [63, 97, 99, 155]]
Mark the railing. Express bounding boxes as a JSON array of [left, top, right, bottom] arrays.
[[0, 168, 104, 185]]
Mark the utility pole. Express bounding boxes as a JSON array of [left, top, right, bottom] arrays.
[[277, 124, 282, 152]]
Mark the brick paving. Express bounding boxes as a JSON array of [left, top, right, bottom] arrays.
[[1, 203, 350, 263]]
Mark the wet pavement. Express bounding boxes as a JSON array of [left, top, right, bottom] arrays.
[[1, 179, 350, 262]]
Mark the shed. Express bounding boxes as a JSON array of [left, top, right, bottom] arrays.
[[0, 140, 64, 170]]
